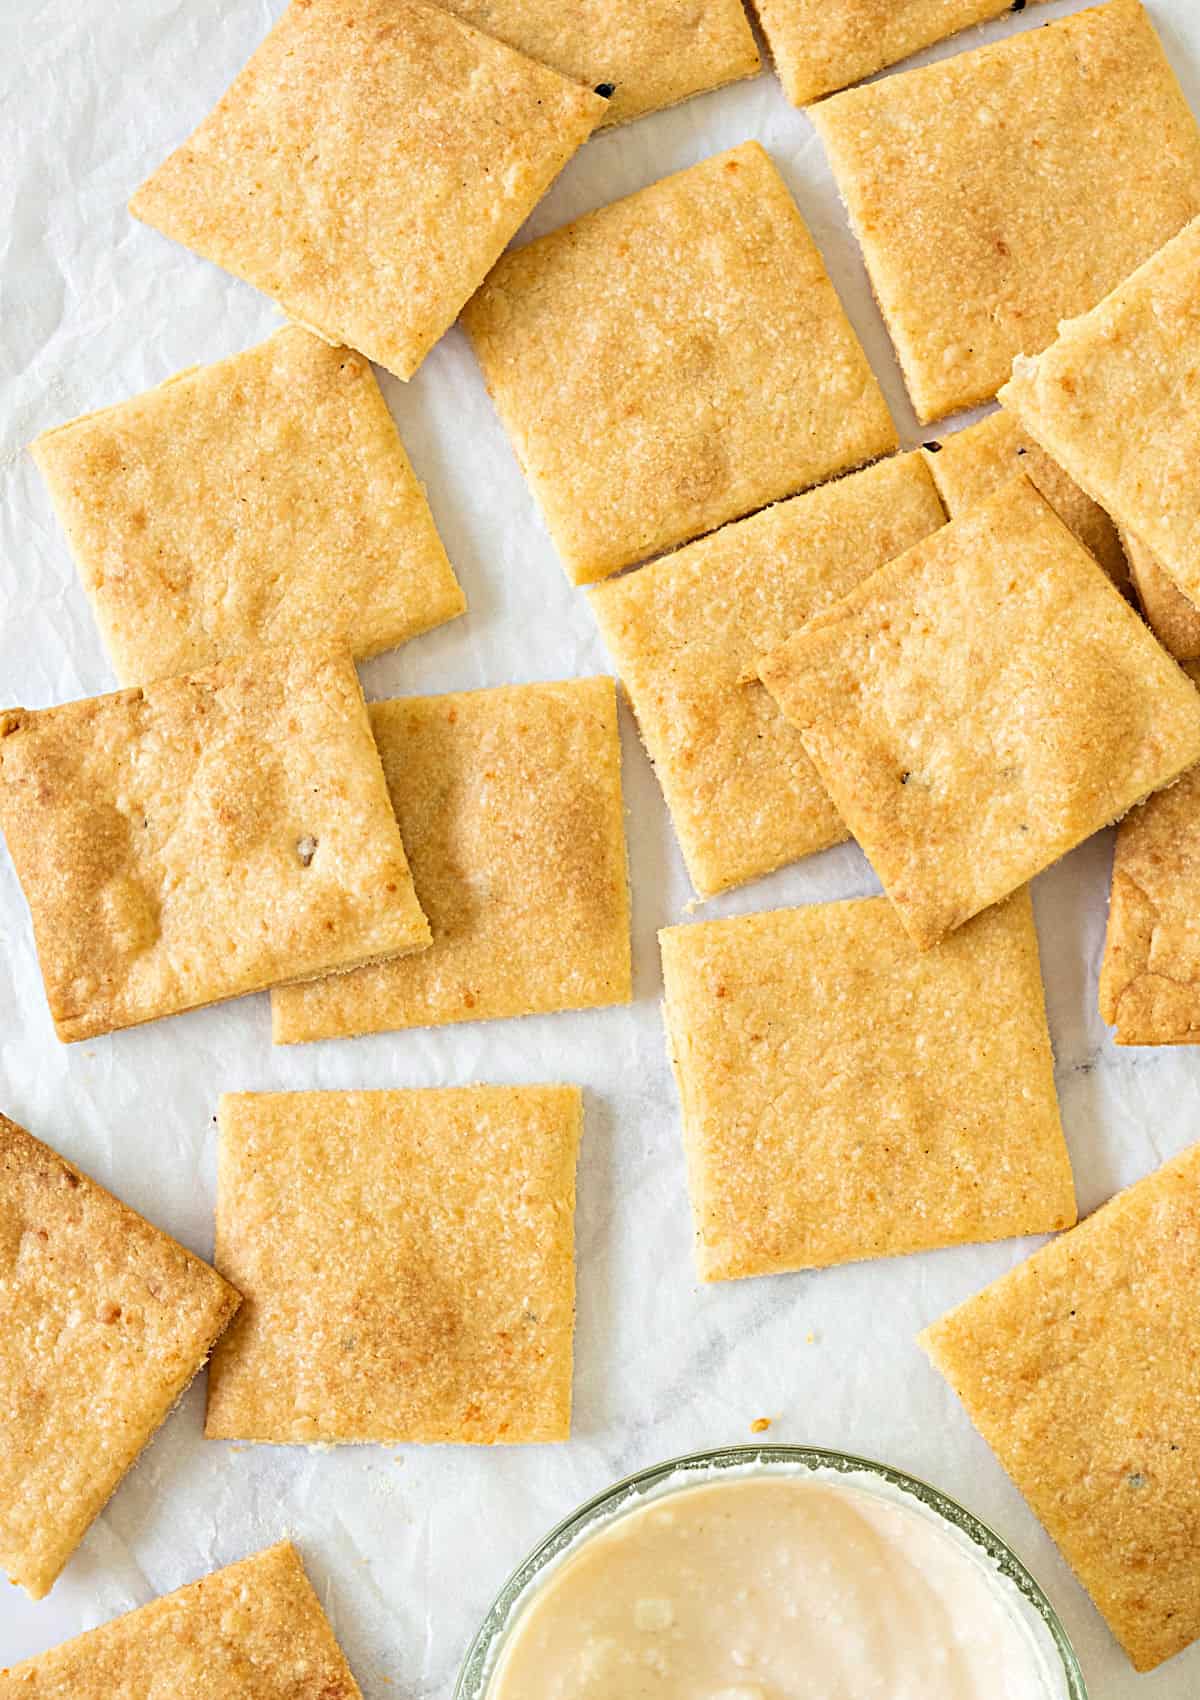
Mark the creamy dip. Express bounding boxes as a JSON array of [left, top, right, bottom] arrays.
[[485, 1474, 1065, 1700]]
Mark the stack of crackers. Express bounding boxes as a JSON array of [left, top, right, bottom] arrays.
[[6, 0, 1200, 1687]]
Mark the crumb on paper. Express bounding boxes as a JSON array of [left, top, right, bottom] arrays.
[[750, 1416, 771, 1434]]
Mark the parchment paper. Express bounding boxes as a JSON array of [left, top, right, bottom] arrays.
[[3, 1, 1200, 1693]]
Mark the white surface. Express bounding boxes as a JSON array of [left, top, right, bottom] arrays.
[[1, 1, 1198, 1693]]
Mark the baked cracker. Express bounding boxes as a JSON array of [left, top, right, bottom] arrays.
[[0, 1113, 239, 1600], [756, 0, 1047, 107], [272, 678, 631, 1042], [129, 0, 605, 379], [1100, 664, 1200, 1044], [813, 0, 1200, 421], [923, 410, 1127, 590], [1122, 531, 1200, 663], [435, 0, 760, 126], [660, 890, 1075, 1281], [758, 476, 1200, 949], [0, 641, 430, 1042], [588, 454, 944, 897], [921, 1141, 1200, 1672], [1002, 214, 1200, 611], [462, 141, 896, 584], [0, 1541, 363, 1695], [205, 1087, 582, 1443], [32, 326, 464, 686]]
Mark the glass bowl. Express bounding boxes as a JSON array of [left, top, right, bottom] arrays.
[[454, 1443, 1088, 1700]]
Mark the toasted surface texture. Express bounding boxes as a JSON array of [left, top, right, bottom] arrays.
[[921, 1142, 1200, 1672], [1101, 664, 1200, 1044], [206, 1088, 582, 1443], [758, 477, 1200, 950], [0, 1113, 239, 1600], [272, 678, 631, 1041], [756, 0, 1046, 107], [1002, 215, 1200, 608], [588, 455, 945, 897], [435, 0, 760, 124], [32, 327, 464, 686], [924, 410, 1127, 589], [462, 141, 896, 583], [0, 1541, 363, 1695], [1123, 531, 1200, 662], [813, 0, 1200, 421], [129, 0, 604, 380], [660, 891, 1075, 1282], [0, 642, 430, 1042]]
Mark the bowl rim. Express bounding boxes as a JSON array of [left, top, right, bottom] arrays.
[[453, 1441, 1089, 1700]]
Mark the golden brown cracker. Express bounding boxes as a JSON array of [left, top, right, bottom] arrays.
[[0, 642, 430, 1041], [463, 141, 896, 584], [33, 327, 464, 686], [130, 0, 605, 379], [660, 891, 1074, 1281], [759, 477, 1200, 949], [206, 1087, 582, 1443], [0, 1113, 238, 1599], [272, 678, 631, 1042], [588, 455, 944, 897], [921, 1142, 1200, 1671], [814, 0, 1200, 420]]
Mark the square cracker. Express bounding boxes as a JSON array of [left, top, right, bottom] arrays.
[[435, 0, 760, 126], [923, 411, 1127, 590], [1002, 215, 1200, 610], [920, 1142, 1200, 1672], [588, 455, 945, 898], [758, 476, 1200, 950], [0, 641, 430, 1042], [205, 1087, 582, 1444], [660, 890, 1075, 1282], [813, 0, 1200, 422], [0, 1113, 239, 1600], [1122, 531, 1200, 663], [1100, 664, 1200, 1045], [755, 0, 1047, 108], [272, 678, 630, 1042], [462, 141, 896, 584], [0, 1541, 363, 1695], [128, 0, 605, 381], [32, 326, 465, 688]]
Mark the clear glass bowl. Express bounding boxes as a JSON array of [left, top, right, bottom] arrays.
[[454, 1443, 1088, 1700]]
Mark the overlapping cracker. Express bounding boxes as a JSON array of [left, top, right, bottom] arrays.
[[756, 0, 1047, 107], [272, 678, 631, 1042], [0, 642, 430, 1041], [1002, 214, 1200, 609], [814, 0, 1200, 420], [923, 410, 1126, 589], [588, 455, 944, 897], [1123, 531, 1200, 662], [129, 0, 605, 379], [758, 477, 1200, 949], [1100, 664, 1200, 1045], [436, 0, 760, 125]]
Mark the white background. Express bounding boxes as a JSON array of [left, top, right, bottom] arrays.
[[2, 1, 1199, 1693]]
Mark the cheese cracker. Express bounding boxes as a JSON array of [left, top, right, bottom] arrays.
[[660, 891, 1074, 1281]]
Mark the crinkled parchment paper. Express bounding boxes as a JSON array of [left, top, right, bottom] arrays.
[[3, 2, 1200, 1693]]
